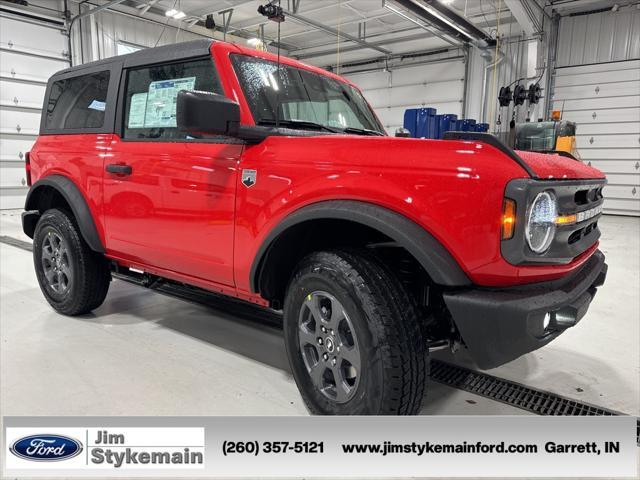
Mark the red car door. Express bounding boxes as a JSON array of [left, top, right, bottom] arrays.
[[103, 57, 242, 287]]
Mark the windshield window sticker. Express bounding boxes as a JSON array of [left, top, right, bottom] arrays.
[[143, 76, 196, 128], [128, 93, 148, 128], [88, 100, 106, 112]]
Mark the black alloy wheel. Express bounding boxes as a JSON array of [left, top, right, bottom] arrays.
[[284, 249, 428, 415], [33, 209, 111, 315], [298, 291, 361, 403]]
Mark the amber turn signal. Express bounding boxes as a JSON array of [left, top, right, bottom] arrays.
[[555, 214, 577, 225], [502, 199, 516, 240]]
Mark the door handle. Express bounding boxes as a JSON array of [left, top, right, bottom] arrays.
[[106, 163, 132, 176]]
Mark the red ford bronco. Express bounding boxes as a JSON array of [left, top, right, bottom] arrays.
[[23, 40, 607, 415]]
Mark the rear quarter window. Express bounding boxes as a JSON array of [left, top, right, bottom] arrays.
[[45, 71, 110, 131]]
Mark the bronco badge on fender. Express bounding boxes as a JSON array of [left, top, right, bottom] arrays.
[[242, 169, 257, 188], [10, 434, 83, 461]]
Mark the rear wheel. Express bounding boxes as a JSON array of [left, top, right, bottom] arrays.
[[283, 249, 427, 415], [33, 209, 110, 315]]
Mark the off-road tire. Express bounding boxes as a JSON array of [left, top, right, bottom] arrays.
[[33, 208, 111, 315], [283, 249, 428, 415]]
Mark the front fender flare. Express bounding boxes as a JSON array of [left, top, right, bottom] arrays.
[[250, 200, 471, 292], [24, 175, 105, 253]]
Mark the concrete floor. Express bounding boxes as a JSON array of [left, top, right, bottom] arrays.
[[0, 210, 638, 417]]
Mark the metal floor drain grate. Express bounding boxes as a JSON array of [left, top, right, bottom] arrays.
[[430, 359, 639, 445]]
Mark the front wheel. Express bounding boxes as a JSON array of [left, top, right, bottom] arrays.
[[283, 250, 428, 415]]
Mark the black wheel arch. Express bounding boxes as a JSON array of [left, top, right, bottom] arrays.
[[250, 200, 471, 301], [23, 175, 105, 254]]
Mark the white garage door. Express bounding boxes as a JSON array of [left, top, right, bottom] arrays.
[[0, 10, 69, 209], [346, 60, 465, 135], [552, 60, 640, 216]]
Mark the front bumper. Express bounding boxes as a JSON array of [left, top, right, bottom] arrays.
[[443, 250, 607, 370]]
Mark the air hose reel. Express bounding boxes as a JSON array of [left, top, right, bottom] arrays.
[[498, 86, 512, 107]]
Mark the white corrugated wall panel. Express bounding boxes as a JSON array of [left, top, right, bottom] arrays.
[[345, 60, 465, 134], [553, 81, 640, 99], [552, 60, 640, 216], [554, 96, 640, 111], [0, 50, 68, 83], [556, 7, 640, 67], [0, 11, 69, 210], [553, 5, 639, 216], [554, 67, 640, 86], [101, 11, 202, 56]]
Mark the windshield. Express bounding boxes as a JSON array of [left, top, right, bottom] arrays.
[[515, 122, 557, 151], [231, 54, 385, 135]]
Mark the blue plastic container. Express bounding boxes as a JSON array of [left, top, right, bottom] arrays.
[[416, 108, 436, 138], [426, 113, 438, 138], [439, 114, 458, 137], [403, 109, 419, 137], [433, 115, 444, 139], [403, 107, 437, 138], [462, 119, 476, 132], [476, 123, 489, 133]]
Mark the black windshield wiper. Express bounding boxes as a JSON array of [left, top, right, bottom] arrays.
[[258, 119, 340, 133], [341, 127, 385, 136]]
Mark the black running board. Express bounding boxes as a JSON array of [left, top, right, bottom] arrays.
[[111, 265, 282, 329]]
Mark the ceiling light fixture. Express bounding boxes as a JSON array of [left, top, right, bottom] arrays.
[[416, 2, 474, 40], [247, 37, 267, 51], [383, 3, 458, 46], [165, 9, 186, 19]]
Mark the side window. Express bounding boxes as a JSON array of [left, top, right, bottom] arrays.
[[123, 58, 223, 140], [45, 71, 110, 130]]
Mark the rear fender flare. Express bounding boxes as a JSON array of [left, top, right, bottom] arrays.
[[24, 175, 105, 253]]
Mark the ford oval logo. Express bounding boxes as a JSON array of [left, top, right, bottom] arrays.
[[10, 434, 83, 461]]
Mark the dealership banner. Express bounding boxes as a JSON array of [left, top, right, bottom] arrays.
[[3, 416, 637, 477]]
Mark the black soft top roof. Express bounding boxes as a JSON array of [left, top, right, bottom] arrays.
[[52, 39, 214, 79]]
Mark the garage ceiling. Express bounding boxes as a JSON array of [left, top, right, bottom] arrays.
[[120, 0, 520, 67], [67, 0, 632, 70]]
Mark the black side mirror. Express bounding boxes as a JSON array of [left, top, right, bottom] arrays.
[[176, 90, 240, 137]]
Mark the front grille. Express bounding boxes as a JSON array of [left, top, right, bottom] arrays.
[[568, 221, 598, 245], [575, 186, 603, 206], [502, 178, 606, 265]]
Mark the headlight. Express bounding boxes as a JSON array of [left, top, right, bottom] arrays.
[[526, 191, 557, 253]]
